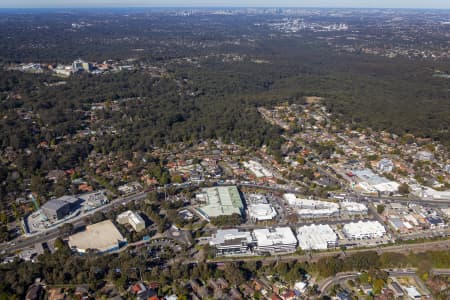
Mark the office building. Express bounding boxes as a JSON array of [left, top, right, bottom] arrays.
[[209, 229, 254, 256], [41, 196, 80, 222], [253, 227, 297, 254], [116, 210, 146, 232]]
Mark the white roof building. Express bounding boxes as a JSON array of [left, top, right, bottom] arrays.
[[340, 201, 368, 215], [343, 220, 386, 239], [210, 229, 254, 256], [420, 187, 450, 200], [243, 160, 274, 178], [297, 224, 338, 250], [284, 193, 339, 218], [248, 203, 277, 221], [353, 169, 399, 194], [116, 210, 146, 232], [253, 227, 298, 254], [405, 286, 421, 299]]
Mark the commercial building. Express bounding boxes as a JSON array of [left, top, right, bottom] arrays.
[[419, 187, 450, 200], [253, 227, 297, 254], [196, 186, 244, 219], [378, 158, 394, 173], [116, 210, 146, 232], [284, 193, 339, 218], [209, 229, 254, 256], [72, 59, 93, 72], [41, 196, 81, 222], [68, 220, 126, 253], [353, 169, 399, 194], [342, 220, 386, 239], [248, 203, 277, 221], [243, 160, 274, 178], [78, 190, 108, 208], [297, 224, 338, 250], [340, 201, 368, 215]]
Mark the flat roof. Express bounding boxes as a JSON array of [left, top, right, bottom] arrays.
[[284, 193, 339, 216], [248, 203, 277, 220], [68, 220, 125, 253], [343, 220, 386, 236], [42, 198, 70, 211], [210, 229, 253, 245], [353, 169, 390, 186], [297, 224, 337, 250], [253, 227, 297, 247], [198, 186, 244, 218], [117, 210, 145, 225], [42, 195, 79, 211]]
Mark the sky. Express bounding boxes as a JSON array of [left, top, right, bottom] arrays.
[[0, 0, 449, 9]]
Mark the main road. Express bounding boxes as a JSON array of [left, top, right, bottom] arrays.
[[2, 180, 449, 255]]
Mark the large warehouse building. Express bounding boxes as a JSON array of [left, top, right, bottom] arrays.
[[68, 220, 126, 253], [196, 186, 244, 219], [343, 220, 386, 239], [297, 224, 338, 250], [41, 196, 81, 222], [253, 227, 298, 254]]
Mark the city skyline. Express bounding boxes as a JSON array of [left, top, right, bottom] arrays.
[[1, 0, 450, 9]]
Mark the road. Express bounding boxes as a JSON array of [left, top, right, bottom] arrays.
[[318, 272, 360, 295], [430, 268, 450, 276], [318, 269, 428, 295], [318, 268, 423, 296], [2, 180, 449, 255], [0, 192, 148, 254]]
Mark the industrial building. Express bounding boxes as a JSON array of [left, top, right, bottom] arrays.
[[418, 187, 450, 200], [352, 169, 399, 194], [243, 160, 274, 178], [68, 220, 126, 253], [116, 210, 146, 232], [248, 203, 277, 221], [340, 201, 368, 215], [252, 227, 298, 254], [284, 193, 339, 218], [209, 229, 254, 256], [297, 224, 338, 250], [342, 220, 386, 239], [196, 186, 244, 219], [41, 196, 81, 222]]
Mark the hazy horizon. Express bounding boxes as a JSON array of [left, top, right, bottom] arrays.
[[1, 0, 450, 9]]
